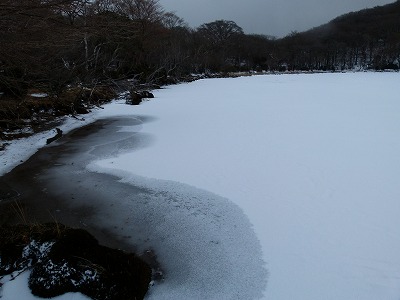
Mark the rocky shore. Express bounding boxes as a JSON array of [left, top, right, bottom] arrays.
[[0, 223, 152, 300], [0, 116, 160, 299]]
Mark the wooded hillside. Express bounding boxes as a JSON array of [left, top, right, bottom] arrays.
[[0, 0, 399, 100], [276, 0, 400, 71]]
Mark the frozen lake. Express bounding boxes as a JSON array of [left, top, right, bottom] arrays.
[[92, 73, 400, 299], [2, 72, 400, 299]]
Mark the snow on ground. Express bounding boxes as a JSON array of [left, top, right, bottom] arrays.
[[0, 94, 129, 177], [0, 119, 94, 177], [2, 72, 400, 299], [0, 271, 90, 300], [88, 72, 400, 299]]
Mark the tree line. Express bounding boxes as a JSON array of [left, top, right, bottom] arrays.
[[1, 0, 399, 99], [277, 0, 400, 71]]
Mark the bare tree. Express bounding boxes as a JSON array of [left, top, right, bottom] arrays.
[[197, 20, 244, 45], [161, 11, 187, 29], [114, 0, 163, 22], [196, 20, 245, 71]]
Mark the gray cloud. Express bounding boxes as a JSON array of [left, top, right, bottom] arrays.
[[159, 0, 395, 37]]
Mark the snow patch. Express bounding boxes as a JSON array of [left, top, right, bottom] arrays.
[[0, 98, 138, 176], [0, 271, 90, 300], [29, 93, 48, 98]]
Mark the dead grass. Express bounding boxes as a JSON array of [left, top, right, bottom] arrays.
[[11, 200, 28, 225], [0, 85, 116, 141]]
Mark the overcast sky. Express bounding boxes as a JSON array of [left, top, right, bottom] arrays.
[[158, 0, 395, 37]]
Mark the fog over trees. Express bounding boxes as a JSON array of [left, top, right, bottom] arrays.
[[0, 0, 399, 98]]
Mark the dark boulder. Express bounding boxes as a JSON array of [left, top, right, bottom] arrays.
[[126, 90, 154, 105], [0, 224, 152, 300], [140, 91, 154, 99]]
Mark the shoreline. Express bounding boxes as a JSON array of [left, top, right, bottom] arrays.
[[0, 117, 155, 256], [0, 100, 268, 299]]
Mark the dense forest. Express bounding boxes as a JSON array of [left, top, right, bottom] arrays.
[[278, 0, 400, 71], [0, 0, 399, 101]]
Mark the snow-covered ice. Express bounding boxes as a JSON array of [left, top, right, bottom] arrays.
[[2, 72, 400, 299], [90, 72, 400, 299]]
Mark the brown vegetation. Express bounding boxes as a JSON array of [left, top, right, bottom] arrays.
[[0, 85, 116, 141]]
